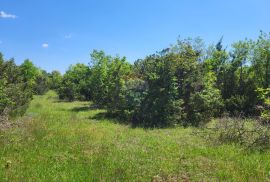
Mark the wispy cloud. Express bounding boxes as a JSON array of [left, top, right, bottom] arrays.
[[0, 11, 17, 19], [64, 33, 72, 39], [42, 43, 49, 48]]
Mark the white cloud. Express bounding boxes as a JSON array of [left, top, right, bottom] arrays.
[[64, 34, 72, 39], [42, 43, 49, 48], [0, 11, 17, 19]]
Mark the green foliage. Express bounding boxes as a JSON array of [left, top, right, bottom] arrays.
[[55, 32, 270, 128], [3, 31, 270, 128], [20, 59, 39, 86], [252, 31, 270, 88], [121, 38, 222, 127], [172, 39, 204, 126], [48, 70, 62, 90], [33, 70, 50, 95], [206, 38, 259, 116], [0, 55, 33, 117], [133, 53, 181, 127], [19, 59, 51, 95], [106, 56, 131, 115], [58, 63, 90, 101], [189, 71, 223, 126], [257, 88, 270, 123], [0, 53, 53, 118], [88, 50, 111, 105], [119, 78, 146, 121]]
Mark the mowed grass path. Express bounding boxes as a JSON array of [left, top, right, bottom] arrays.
[[1, 91, 270, 181]]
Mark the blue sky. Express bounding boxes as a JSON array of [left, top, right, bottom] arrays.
[[1, 0, 270, 73]]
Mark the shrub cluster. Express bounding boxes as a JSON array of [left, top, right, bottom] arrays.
[[0, 55, 33, 118], [0, 54, 62, 120], [256, 88, 270, 124], [56, 32, 270, 127]]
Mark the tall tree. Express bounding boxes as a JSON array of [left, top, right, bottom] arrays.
[[252, 31, 270, 88]]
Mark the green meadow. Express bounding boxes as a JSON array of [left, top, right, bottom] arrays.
[[0, 91, 269, 181]]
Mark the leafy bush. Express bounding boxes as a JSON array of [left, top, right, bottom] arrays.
[[106, 56, 132, 115], [57, 64, 90, 101], [189, 72, 223, 126], [0, 54, 34, 118], [33, 70, 50, 95], [48, 71, 62, 90], [131, 54, 180, 127], [54, 33, 270, 128], [256, 88, 270, 124]]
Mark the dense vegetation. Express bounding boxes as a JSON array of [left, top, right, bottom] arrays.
[[1, 32, 270, 181], [1, 92, 270, 181], [1, 32, 270, 128], [0, 54, 62, 120], [57, 32, 270, 127]]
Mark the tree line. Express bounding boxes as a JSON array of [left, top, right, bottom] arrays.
[[1, 31, 270, 127], [57, 31, 270, 127]]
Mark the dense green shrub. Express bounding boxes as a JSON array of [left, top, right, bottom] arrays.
[[132, 54, 181, 127], [48, 71, 62, 90], [33, 70, 50, 95], [120, 78, 147, 121], [0, 53, 54, 119], [121, 39, 222, 127], [257, 88, 270, 124], [105, 56, 131, 113], [57, 64, 90, 101], [55, 33, 270, 128], [0, 54, 33, 118], [189, 72, 223, 126]]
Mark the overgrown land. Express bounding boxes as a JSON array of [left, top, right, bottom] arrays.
[[0, 91, 270, 181], [1, 32, 270, 181]]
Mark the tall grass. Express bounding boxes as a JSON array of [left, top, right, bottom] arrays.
[[0, 91, 270, 181]]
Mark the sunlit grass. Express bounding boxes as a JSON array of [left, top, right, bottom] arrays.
[[0, 91, 270, 181]]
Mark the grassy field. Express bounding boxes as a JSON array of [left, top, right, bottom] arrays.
[[1, 91, 270, 181]]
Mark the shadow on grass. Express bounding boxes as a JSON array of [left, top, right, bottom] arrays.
[[89, 112, 112, 120], [71, 106, 92, 112], [72, 106, 173, 129], [81, 109, 173, 129], [53, 100, 72, 103], [70, 105, 101, 112], [70, 105, 153, 129], [88, 112, 138, 128]]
